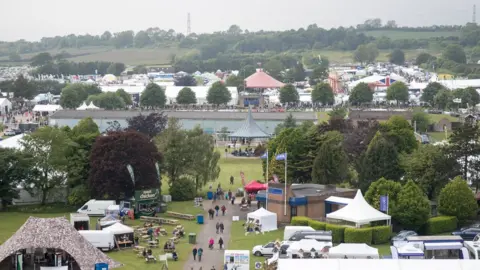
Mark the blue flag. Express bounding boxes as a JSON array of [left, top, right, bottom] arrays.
[[260, 152, 268, 159], [275, 153, 287, 161]]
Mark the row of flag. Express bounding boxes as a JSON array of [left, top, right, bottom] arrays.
[[260, 151, 287, 161]]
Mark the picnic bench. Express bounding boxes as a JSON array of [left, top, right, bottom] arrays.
[[140, 216, 179, 225], [166, 211, 195, 220]]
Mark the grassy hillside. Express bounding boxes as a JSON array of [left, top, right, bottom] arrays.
[[363, 30, 461, 40], [316, 49, 438, 63]]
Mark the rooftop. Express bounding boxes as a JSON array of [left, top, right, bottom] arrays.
[[290, 184, 355, 197], [244, 69, 285, 89], [50, 110, 318, 121]]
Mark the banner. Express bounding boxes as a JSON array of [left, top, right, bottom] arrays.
[[126, 164, 135, 184], [380, 195, 389, 212], [134, 189, 160, 202], [240, 171, 246, 186]]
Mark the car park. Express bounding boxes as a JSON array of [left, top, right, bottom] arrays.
[[391, 230, 417, 245], [252, 242, 289, 257], [4, 130, 16, 136]]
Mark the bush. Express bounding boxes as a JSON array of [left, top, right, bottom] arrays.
[[308, 220, 327, 230], [423, 216, 458, 235], [438, 177, 478, 222], [326, 224, 346, 243], [290, 216, 310, 226], [344, 228, 373, 244], [169, 177, 196, 201], [372, 226, 392, 244]]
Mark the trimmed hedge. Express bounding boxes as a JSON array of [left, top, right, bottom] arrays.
[[290, 216, 310, 226], [423, 216, 458, 235], [372, 226, 392, 244], [308, 220, 327, 230], [344, 228, 373, 244], [326, 224, 346, 243]]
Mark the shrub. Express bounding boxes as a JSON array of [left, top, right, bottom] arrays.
[[290, 216, 310, 226], [344, 228, 373, 244], [423, 216, 458, 235], [326, 224, 346, 243], [308, 220, 327, 230], [169, 177, 196, 201], [438, 176, 478, 222], [372, 226, 392, 244]]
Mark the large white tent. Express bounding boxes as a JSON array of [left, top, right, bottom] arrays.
[[286, 239, 331, 258], [246, 207, 277, 232], [76, 102, 88, 110], [165, 86, 238, 105], [86, 102, 101, 110], [326, 190, 391, 227], [103, 223, 134, 235], [328, 243, 379, 259], [0, 134, 25, 150], [277, 259, 480, 270], [32, 104, 62, 113]]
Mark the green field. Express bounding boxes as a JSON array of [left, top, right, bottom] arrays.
[[315, 49, 435, 63], [362, 30, 461, 40]]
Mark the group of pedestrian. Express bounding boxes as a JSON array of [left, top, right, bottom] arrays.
[[208, 237, 224, 249], [215, 221, 224, 234], [192, 246, 204, 262], [208, 204, 227, 219]]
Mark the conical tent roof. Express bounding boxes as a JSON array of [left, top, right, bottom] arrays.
[[0, 217, 121, 269], [76, 102, 88, 110], [86, 102, 100, 110], [326, 190, 390, 226], [229, 108, 270, 139]]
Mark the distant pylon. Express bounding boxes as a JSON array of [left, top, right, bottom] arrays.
[[474, 5, 477, 23], [187, 13, 191, 35]]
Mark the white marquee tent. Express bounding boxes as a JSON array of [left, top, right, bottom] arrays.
[[77, 102, 88, 110], [286, 239, 331, 258], [0, 134, 25, 150], [102, 223, 134, 235], [326, 190, 391, 227], [246, 207, 277, 232], [86, 102, 101, 110], [32, 104, 62, 113], [328, 243, 379, 259], [165, 86, 238, 105], [277, 259, 480, 270]]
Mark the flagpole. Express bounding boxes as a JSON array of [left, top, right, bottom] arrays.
[[284, 151, 287, 216], [266, 150, 269, 210]]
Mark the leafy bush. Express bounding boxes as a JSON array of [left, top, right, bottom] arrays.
[[344, 228, 373, 244], [326, 224, 346, 243], [308, 220, 327, 230], [169, 177, 196, 201], [423, 216, 458, 235], [438, 177, 478, 222], [290, 216, 310, 226], [67, 185, 90, 206], [372, 226, 392, 244], [394, 180, 430, 230]]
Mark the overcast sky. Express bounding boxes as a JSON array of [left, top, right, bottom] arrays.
[[0, 0, 476, 41]]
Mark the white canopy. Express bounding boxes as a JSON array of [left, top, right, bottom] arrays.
[[33, 104, 62, 112], [286, 239, 331, 257], [86, 102, 100, 110], [396, 244, 424, 257], [328, 243, 379, 259], [102, 223, 133, 235], [246, 207, 277, 232], [278, 259, 480, 270], [76, 102, 88, 110], [0, 134, 25, 150], [326, 190, 391, 226]]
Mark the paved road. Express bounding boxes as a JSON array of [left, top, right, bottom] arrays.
[[186, 198, 242, 270]]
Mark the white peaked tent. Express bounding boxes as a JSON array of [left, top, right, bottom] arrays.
[[246, 207, 278, 232], [86, 102, 101, 110], [328, 243, 379, 259], [76, 102, 88, 110], [103, 223, 134, 235], [326, 190, 391, 227]]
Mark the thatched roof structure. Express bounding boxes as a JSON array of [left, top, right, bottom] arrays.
[[0, 217, 121, 269]]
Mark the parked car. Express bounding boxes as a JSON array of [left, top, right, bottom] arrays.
[[4, 130, 16, 136], [452, 228, 480, 240], [252, 242, 289, 257], [461, 223, 480, 231], [13, 129, 22, 135], [391, 230, 417, 245]]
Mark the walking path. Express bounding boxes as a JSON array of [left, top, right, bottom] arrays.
[[186, 198, 242, 270]]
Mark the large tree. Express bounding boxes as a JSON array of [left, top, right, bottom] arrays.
[[365, 177, 402, 214], [411, 110, 431, 133], [389, 49, 405, 65], [386, 81, 409, 105], [95, 92, 126, 109], [207, 81, 231, 106], [0, 149, 34, 209], [311, 131, 348, 185], [443, 44, 467, 64], [353, 43, 379, 65], [126, 112, 168, 139], [176, 87, 197, 104], [453, 87, 480, 108], [21, 127, 71, 205], [225, 75, 244, 89], [448, 121, 480, 183], [438, 176, 478, 222], [394, 180, 430, 230], [12, 74, 35, 100], [311, 82, 334, 106], [400, 144, 460, 200], [420, 82, 445, 106], [89, 131, 162, 199], [116, 88, 133, 106], [434, 89, 453, 110], [175, 75, 197, 86], [140, 83, 167, 109], [349, 82, 373, 105], [279, 84, 299, 104]]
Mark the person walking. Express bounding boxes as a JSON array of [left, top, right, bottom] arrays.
[[214, 205, 220, 216], [221, 205, 226, 216], [219, 222, 224, 234], [230, 175, 234, 185], [192, 246, 198, 261], [218, 237, 224, 249], [208, 208, 214, 219], [198, 247, 203, 262], [209, 237, 214, 249], [216, 222, 220, 234]]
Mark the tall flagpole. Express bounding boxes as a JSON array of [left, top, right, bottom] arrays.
[[266, 150, 269, 210], [284, 151, 287, 216]]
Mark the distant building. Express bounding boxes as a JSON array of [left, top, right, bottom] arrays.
[[0, 98, 12, 115], [241, 69, 285, 107]]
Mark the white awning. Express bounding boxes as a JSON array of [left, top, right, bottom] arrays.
[[325, 196, 352, 205], [424, 242, 463, 250]]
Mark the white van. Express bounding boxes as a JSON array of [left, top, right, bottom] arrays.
[[79, 230, 115, 251], [77, 200, 116, 216]]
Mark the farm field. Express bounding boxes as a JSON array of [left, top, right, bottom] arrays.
[[315, 49, 434, 63], [362, 30, 461, 40]]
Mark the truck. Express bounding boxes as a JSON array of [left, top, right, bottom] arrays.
[[78, 230, 115, 251], [77, 200, 116, 216]]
